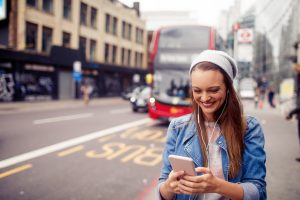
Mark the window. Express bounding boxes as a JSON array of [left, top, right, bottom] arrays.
[[140, 53, 143, 67], [90, 39, 97, 61], [135, 52, 143, 67], [63, 0, 72, 20], [105, 14, 110, 33], [121, 48, 125, 65], [26, 22, 38, 50], [91, 7, 97, 28], [80, 2, 88, 26], [136, 28, 144, 44], [122, 21, 126, 38], [122, 22, 132, 40], [112, 45, 117, 64], [135, 52, 138, 67], [79, 36, 87, 56], [42, 26, 53, 53], [112, 17, 118, 35], [128, 24, 132, 40], [62, 32, 71, 48], [43, 0, 53, 13], [27, 0, 37, 7], [127, 50, 131, 66], [104, 43, 109, 63]]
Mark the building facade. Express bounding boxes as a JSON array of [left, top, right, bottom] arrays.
[[0, 0, 148, 101]]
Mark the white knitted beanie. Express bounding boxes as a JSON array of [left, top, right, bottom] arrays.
[[189, 50, 238, 80]]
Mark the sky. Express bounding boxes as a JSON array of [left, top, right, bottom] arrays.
[[119, 0, 256, 26]]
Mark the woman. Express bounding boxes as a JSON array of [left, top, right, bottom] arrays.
[[158, 50, 266, 200]]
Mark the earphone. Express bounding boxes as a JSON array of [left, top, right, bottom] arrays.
[[197, 89, 229, 167]]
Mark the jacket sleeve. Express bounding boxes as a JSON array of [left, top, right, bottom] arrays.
[[159, 119, 178, 182], [157, 119, 179, 200], [240, 116, 267, 200]]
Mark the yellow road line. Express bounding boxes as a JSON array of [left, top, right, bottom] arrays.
[[98, 135, 115, 143], [57, 145, 84, 157], [0, 164, 32, 179]]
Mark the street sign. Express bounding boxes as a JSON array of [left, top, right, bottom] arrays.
[[73, 61, 82, 81], [73, 72, 82, 81], [73, 61, 82, 72], [237, 28, 253, 43]]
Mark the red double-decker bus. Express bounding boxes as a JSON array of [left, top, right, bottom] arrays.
[[148, 25, 226, 121]]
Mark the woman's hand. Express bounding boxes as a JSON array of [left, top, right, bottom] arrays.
[[178, 167, 220, 195], [164, 170, 185, 194]]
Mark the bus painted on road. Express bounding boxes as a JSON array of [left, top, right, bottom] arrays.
[[148, 25, 225, 121]]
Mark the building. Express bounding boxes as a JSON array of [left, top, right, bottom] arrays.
[[0, 0, 148, 101]]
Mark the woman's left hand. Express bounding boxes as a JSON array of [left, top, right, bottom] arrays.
[[178, 167, 220, 195]]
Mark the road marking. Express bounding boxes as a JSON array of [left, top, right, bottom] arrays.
[[57, 145, 84, 157], [110, 108, 131, 114], [0, 118, 151, 169], [33, 113, 94, 125], [0, 164, 32, 179], [98, 135, 115, 143], [134, 177, 158, 200]]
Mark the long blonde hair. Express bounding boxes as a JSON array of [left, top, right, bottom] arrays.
[[191, 62, 246, 178]]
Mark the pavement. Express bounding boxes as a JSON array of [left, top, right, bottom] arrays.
[[0, 97, 126, 114]]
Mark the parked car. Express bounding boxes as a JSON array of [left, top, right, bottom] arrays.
[[239, 78, 256, 99], [122, 86, 142, 100], [130, 86, 151, 112]]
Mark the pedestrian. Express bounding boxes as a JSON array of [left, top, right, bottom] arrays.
[[286, 106, 300, 162], [254, 86, 260, 109], [81, 82, 92, 105], [258, 76, 268, 109], [267, 85, 276, 108], [158, 50, 266, 200]]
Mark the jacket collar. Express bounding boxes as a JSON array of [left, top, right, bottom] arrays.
[[182, 120, 228, 167]]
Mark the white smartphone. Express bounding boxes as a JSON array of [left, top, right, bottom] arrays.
[[168, 155, 196, 176]]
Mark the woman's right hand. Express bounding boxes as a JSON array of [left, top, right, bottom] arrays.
[[164, 170, 185, 194]]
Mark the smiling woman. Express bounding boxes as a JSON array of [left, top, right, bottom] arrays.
[[158, 50, 267, 200]]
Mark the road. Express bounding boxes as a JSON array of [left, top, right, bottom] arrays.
[[0, 98, 299, 200]]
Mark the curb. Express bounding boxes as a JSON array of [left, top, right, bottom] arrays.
[[0, 97, 127, 113]]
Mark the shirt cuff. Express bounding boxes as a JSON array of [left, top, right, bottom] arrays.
[[240, 182, 259, 200]]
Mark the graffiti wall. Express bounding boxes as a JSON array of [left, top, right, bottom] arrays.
[[0, 73, 14, 101]]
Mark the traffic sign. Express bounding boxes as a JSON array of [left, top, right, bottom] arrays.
[[237, 28, 253, 43], [73, 71, 82, 81]]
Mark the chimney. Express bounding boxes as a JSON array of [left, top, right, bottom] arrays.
[[133, 2, 140, 17]]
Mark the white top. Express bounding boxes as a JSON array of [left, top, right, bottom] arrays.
[[198, 122, 227, 200]]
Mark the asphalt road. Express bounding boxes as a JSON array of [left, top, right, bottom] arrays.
[[0, 99, 166, 200], [0, 98, 300, 200]]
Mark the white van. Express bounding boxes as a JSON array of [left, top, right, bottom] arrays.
[[239, 78, 257, 99]]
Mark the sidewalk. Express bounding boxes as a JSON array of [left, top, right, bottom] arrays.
[[0, 97, 125, 114]]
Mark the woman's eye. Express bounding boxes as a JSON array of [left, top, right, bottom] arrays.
[[193, 90, 201, 94], [209, 89, 220, 93]]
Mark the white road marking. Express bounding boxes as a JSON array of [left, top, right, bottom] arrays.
[[110, 108, 131, 114], [33, 113, 94, 125], [0, 118, 151, 169]]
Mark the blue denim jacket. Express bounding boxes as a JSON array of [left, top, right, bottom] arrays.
[[158, 114, 266, 200]]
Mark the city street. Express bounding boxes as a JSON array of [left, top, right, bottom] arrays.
[[0, 98, 299, 199]]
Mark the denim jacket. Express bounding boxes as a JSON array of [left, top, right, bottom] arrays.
[[158, 114, 266, 200]]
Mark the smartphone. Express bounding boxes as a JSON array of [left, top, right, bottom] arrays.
[[168, 155, 196, 176]]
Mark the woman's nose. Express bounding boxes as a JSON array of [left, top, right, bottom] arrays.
[[200, 94, 211, 102]]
